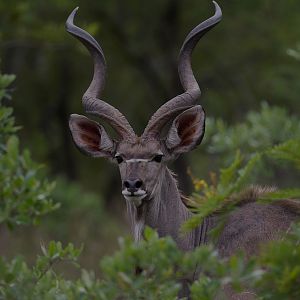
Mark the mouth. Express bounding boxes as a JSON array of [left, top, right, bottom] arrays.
[[122, 190, 147, 207]]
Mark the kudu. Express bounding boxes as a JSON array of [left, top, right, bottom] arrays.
[[66, 2, 299, 299]]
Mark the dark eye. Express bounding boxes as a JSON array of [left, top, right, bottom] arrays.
[[152, 154, 163, 163], [115, 155, 123, 164]]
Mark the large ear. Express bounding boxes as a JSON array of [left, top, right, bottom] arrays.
[[165, 105, 205, 155], [69, 114, 115, 158]]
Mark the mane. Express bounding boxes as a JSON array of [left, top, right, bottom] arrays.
[[232, 185, 300, 213], [230, 185, 277, 206], [184, 185, 300, 216]]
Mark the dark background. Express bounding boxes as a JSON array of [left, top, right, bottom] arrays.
[[1, 0, 300, 273]]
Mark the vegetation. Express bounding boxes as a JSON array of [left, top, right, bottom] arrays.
[[1, 70, 300, 299], [1, 0, 300, 299], [1, 0, 300, 195], [0, 74, 58, 229], [185, 138, 300, 232]]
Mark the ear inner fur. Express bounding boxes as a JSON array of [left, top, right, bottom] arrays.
[[165, 106, 205, 153], [69, 114, 114, 157]]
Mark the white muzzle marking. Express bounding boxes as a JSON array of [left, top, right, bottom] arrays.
[[122, 189, 147, 207]]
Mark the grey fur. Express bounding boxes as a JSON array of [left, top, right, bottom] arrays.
[[66, 3, 300, 299]]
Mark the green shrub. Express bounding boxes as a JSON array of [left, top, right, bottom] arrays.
[[185, 138, 300, 232], [204, 102, 300, 160], [0, 73, 58, 229], [1, 71, 300, 299]]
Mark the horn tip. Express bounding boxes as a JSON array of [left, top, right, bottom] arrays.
[[71, 6, 79, 14], [66, 7, 79, 29], [212, 1, 222, 20]]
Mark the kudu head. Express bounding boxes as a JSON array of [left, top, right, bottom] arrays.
[[67, 2, 222, 207]]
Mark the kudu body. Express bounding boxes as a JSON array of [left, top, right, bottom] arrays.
[[66, 2, 299, 299]]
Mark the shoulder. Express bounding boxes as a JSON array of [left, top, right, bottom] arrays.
[[215, 186, 299, 257]]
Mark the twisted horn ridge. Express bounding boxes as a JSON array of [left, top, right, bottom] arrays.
[[142, 1, 222, 138], [66, 7, 135, 139]]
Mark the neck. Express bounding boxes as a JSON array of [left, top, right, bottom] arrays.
[[126, 168, 209, 251]]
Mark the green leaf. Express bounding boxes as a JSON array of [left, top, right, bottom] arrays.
[[6, 135, 19, 159], [267, 139, 300, 169], [0, 74, 15, 90], [220, 150, 242, 188]]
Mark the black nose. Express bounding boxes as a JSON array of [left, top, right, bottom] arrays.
[[124, 179, 143, 192]]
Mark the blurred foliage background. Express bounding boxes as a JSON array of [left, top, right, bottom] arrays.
[[1, 0, 300, 275]]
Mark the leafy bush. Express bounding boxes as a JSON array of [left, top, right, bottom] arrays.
[[185, 138, 300, 232], [0, 72, 58, 229], [204, 102, 300, 160], [1, 70, 300, 299], [0, 224, 300, 299], [0, 241, 82, 300]]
